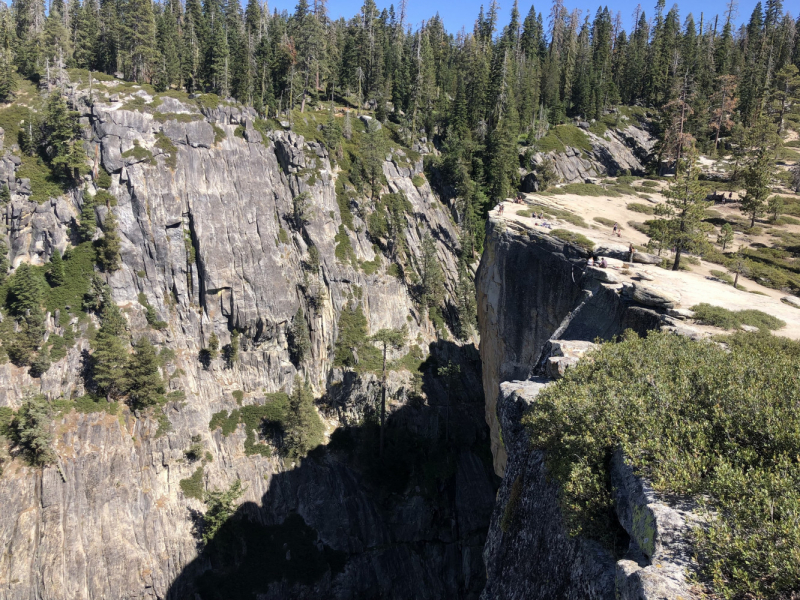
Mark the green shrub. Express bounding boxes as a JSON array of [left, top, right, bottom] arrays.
[[233, 125, 245, 138], [640, 180, 658, 188], [212, 124, 225, 144], [626, 202, 655, 215], [232, 390, 244, 405], [121, 141, 153, 163], [691, 303, 785, 331], [550, 229, 595, 251], [709, 269, 735, 285], [411, 174, 425, 187], [334, 225, 356, 265], [523, 332, 800, 599], [137, 292, 168, 329], [180, 466, 204, 500], [278, 227, 289, 244], [209, 409, 240, 436], [18, 155, 68, 203]]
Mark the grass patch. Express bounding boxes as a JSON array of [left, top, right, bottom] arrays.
[[593, 216, 620, 229], [154, 132, 178, 169], [121, 141, 153, 163], [523, 331, 800, 599], [557, 183, 621, 198], [626, 202, 655, 215], [534, 124, 593, 154], [691, 303, 785, 331], [529, 203, 588, 228], [411, 174, 425, 187], [550, 229, 595, 251]]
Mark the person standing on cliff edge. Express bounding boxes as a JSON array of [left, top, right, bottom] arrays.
[[628, 243, 635, 263]]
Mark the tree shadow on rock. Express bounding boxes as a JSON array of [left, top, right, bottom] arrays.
[[167, 341, 498, 600]]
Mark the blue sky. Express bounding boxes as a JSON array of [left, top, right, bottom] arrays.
[[267, 0, 790, 35]]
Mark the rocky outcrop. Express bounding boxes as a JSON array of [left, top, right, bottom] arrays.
[[520, 118, 657, 190], [476, 218, 698, 599], [0, 87, 494, 599], [475, 218, 662, 475]]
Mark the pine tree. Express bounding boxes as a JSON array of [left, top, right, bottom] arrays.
[[125, 336, 163, 408], [419, 233, 444, 314], [0, 49, 18, 102], [369, 326, 406, 457], [121, 0, 156, 82], [97, 207, 122, 272], [92, 299, 129, 400], [654, 146, 711, 271], [288, 306, 311, 365], [14, 394, 56, 465], [717, 222, 734, 252], [72, 0, 99, 69], [79, 196, 97, 241], [47, 248, 66, 287], [283, 375, 323, 458], [741, 127, 777, 228], [9, 262, 43, 317], [455, 250, 477, 340], [44, 91, 79, 170], [154, 3, 181, 91], [359, 119, 386, 199]]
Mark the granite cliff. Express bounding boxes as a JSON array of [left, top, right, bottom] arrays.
[[0, 85, 496, 599]]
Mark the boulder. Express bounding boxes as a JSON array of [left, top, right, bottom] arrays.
[[740, 324, 759, 332], [625, 283, 680, 309], [549, 339, 597, 358], [667, 308, 694, 320], [595, 244, 631, 261], [586, 265, 619, 283], [545, 355, 579, 379], [632, 251, 660, 265], [782, 295, 800, 308]]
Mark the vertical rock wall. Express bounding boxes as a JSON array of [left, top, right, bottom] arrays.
[[0, 93, 496, 599]]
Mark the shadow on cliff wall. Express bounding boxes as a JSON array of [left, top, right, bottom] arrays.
[[166, 340, 498, 600]]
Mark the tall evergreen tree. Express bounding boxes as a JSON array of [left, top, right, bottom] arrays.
[[125, 336, 163, 408]]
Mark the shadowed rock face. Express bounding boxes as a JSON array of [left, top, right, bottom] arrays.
[[475, 218, 661, 475], [166, 343, 497, 600], [0, 92, 495, 599]]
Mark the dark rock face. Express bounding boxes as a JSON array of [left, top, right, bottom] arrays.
[[481, 381, 618, 600]]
